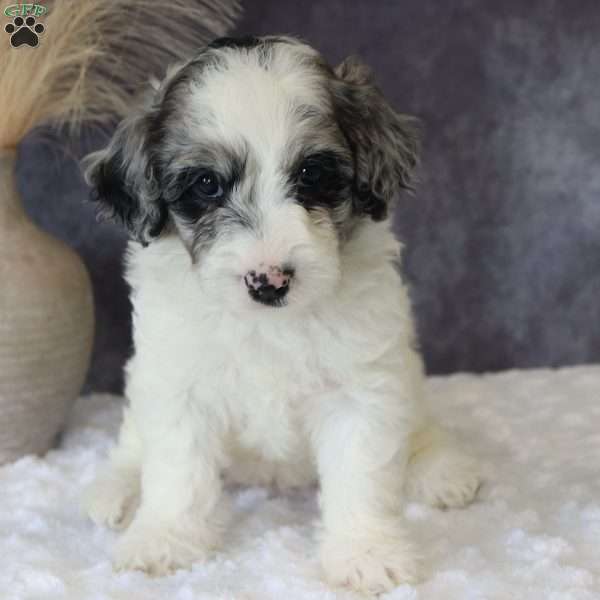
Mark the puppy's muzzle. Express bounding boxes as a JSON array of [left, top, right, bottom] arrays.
[[244, 265, 294, 307]]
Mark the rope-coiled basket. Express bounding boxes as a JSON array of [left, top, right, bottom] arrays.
[[0, 150, 94, 464]]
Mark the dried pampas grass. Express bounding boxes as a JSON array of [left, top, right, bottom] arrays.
[[0, 0, 241, 149]]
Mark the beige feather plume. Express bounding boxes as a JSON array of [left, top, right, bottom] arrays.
[[0, 0, 241, 148]]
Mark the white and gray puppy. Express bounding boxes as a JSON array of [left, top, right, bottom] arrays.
[[83, 35, 481, 594]]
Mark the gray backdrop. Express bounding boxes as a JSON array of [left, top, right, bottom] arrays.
[[16, 0, 600, 393]]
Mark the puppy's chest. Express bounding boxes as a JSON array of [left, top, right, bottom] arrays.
[[213, 320, 336, 457], [234, 381, 310, 461]]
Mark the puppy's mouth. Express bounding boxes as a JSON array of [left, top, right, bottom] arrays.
[[248, 291, 288, 308]]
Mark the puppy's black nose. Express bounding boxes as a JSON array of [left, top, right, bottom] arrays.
[[244, 265, 294, 307]]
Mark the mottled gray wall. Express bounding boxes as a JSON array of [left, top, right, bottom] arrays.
[[17, 1, 600, 392]]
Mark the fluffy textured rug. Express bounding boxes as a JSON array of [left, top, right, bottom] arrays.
[[1, 366, 599, 599]]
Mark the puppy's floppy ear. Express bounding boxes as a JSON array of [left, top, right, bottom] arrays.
[[83, 98, 167, 246], [331, 57, 420, 221]]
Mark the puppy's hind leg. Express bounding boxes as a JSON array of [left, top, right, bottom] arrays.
[[405, 423, 481, 509], [84, 406, 141, 530]]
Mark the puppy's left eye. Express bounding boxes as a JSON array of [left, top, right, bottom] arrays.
[[194, 170, 223, 198], [298, 162, 323, 188]]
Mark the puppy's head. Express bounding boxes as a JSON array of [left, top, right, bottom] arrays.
[[84, 35, 419, 311]]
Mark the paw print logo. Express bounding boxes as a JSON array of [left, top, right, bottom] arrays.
[[5, 15, 44, 48]]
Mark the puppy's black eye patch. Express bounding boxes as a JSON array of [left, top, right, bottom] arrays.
[[293, 152, 351, 208], [169, 168, 227, 223]]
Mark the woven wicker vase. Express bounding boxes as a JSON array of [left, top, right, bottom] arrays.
[[0, 149, 94, 464]]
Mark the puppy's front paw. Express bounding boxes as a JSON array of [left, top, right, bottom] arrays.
[[320, 532, 421, 595], [84, 466, 140, 530], [113, 516, 218, 576]]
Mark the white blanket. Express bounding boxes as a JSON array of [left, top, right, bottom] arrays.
[[1, 366, 599, 599]]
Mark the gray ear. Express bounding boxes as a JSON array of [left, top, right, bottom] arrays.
[[332, 57, 420, 221], [82, 98, 166, 246]]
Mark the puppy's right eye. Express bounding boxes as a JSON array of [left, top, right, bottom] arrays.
[[193, 170, 223, 198], [298, 163, 323, 188]]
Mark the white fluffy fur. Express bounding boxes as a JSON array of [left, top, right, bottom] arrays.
[[85, 44, 481, 595], [85, 224, 480, 592]]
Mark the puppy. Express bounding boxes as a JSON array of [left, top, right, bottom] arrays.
[[83, 35, 481, 594]]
